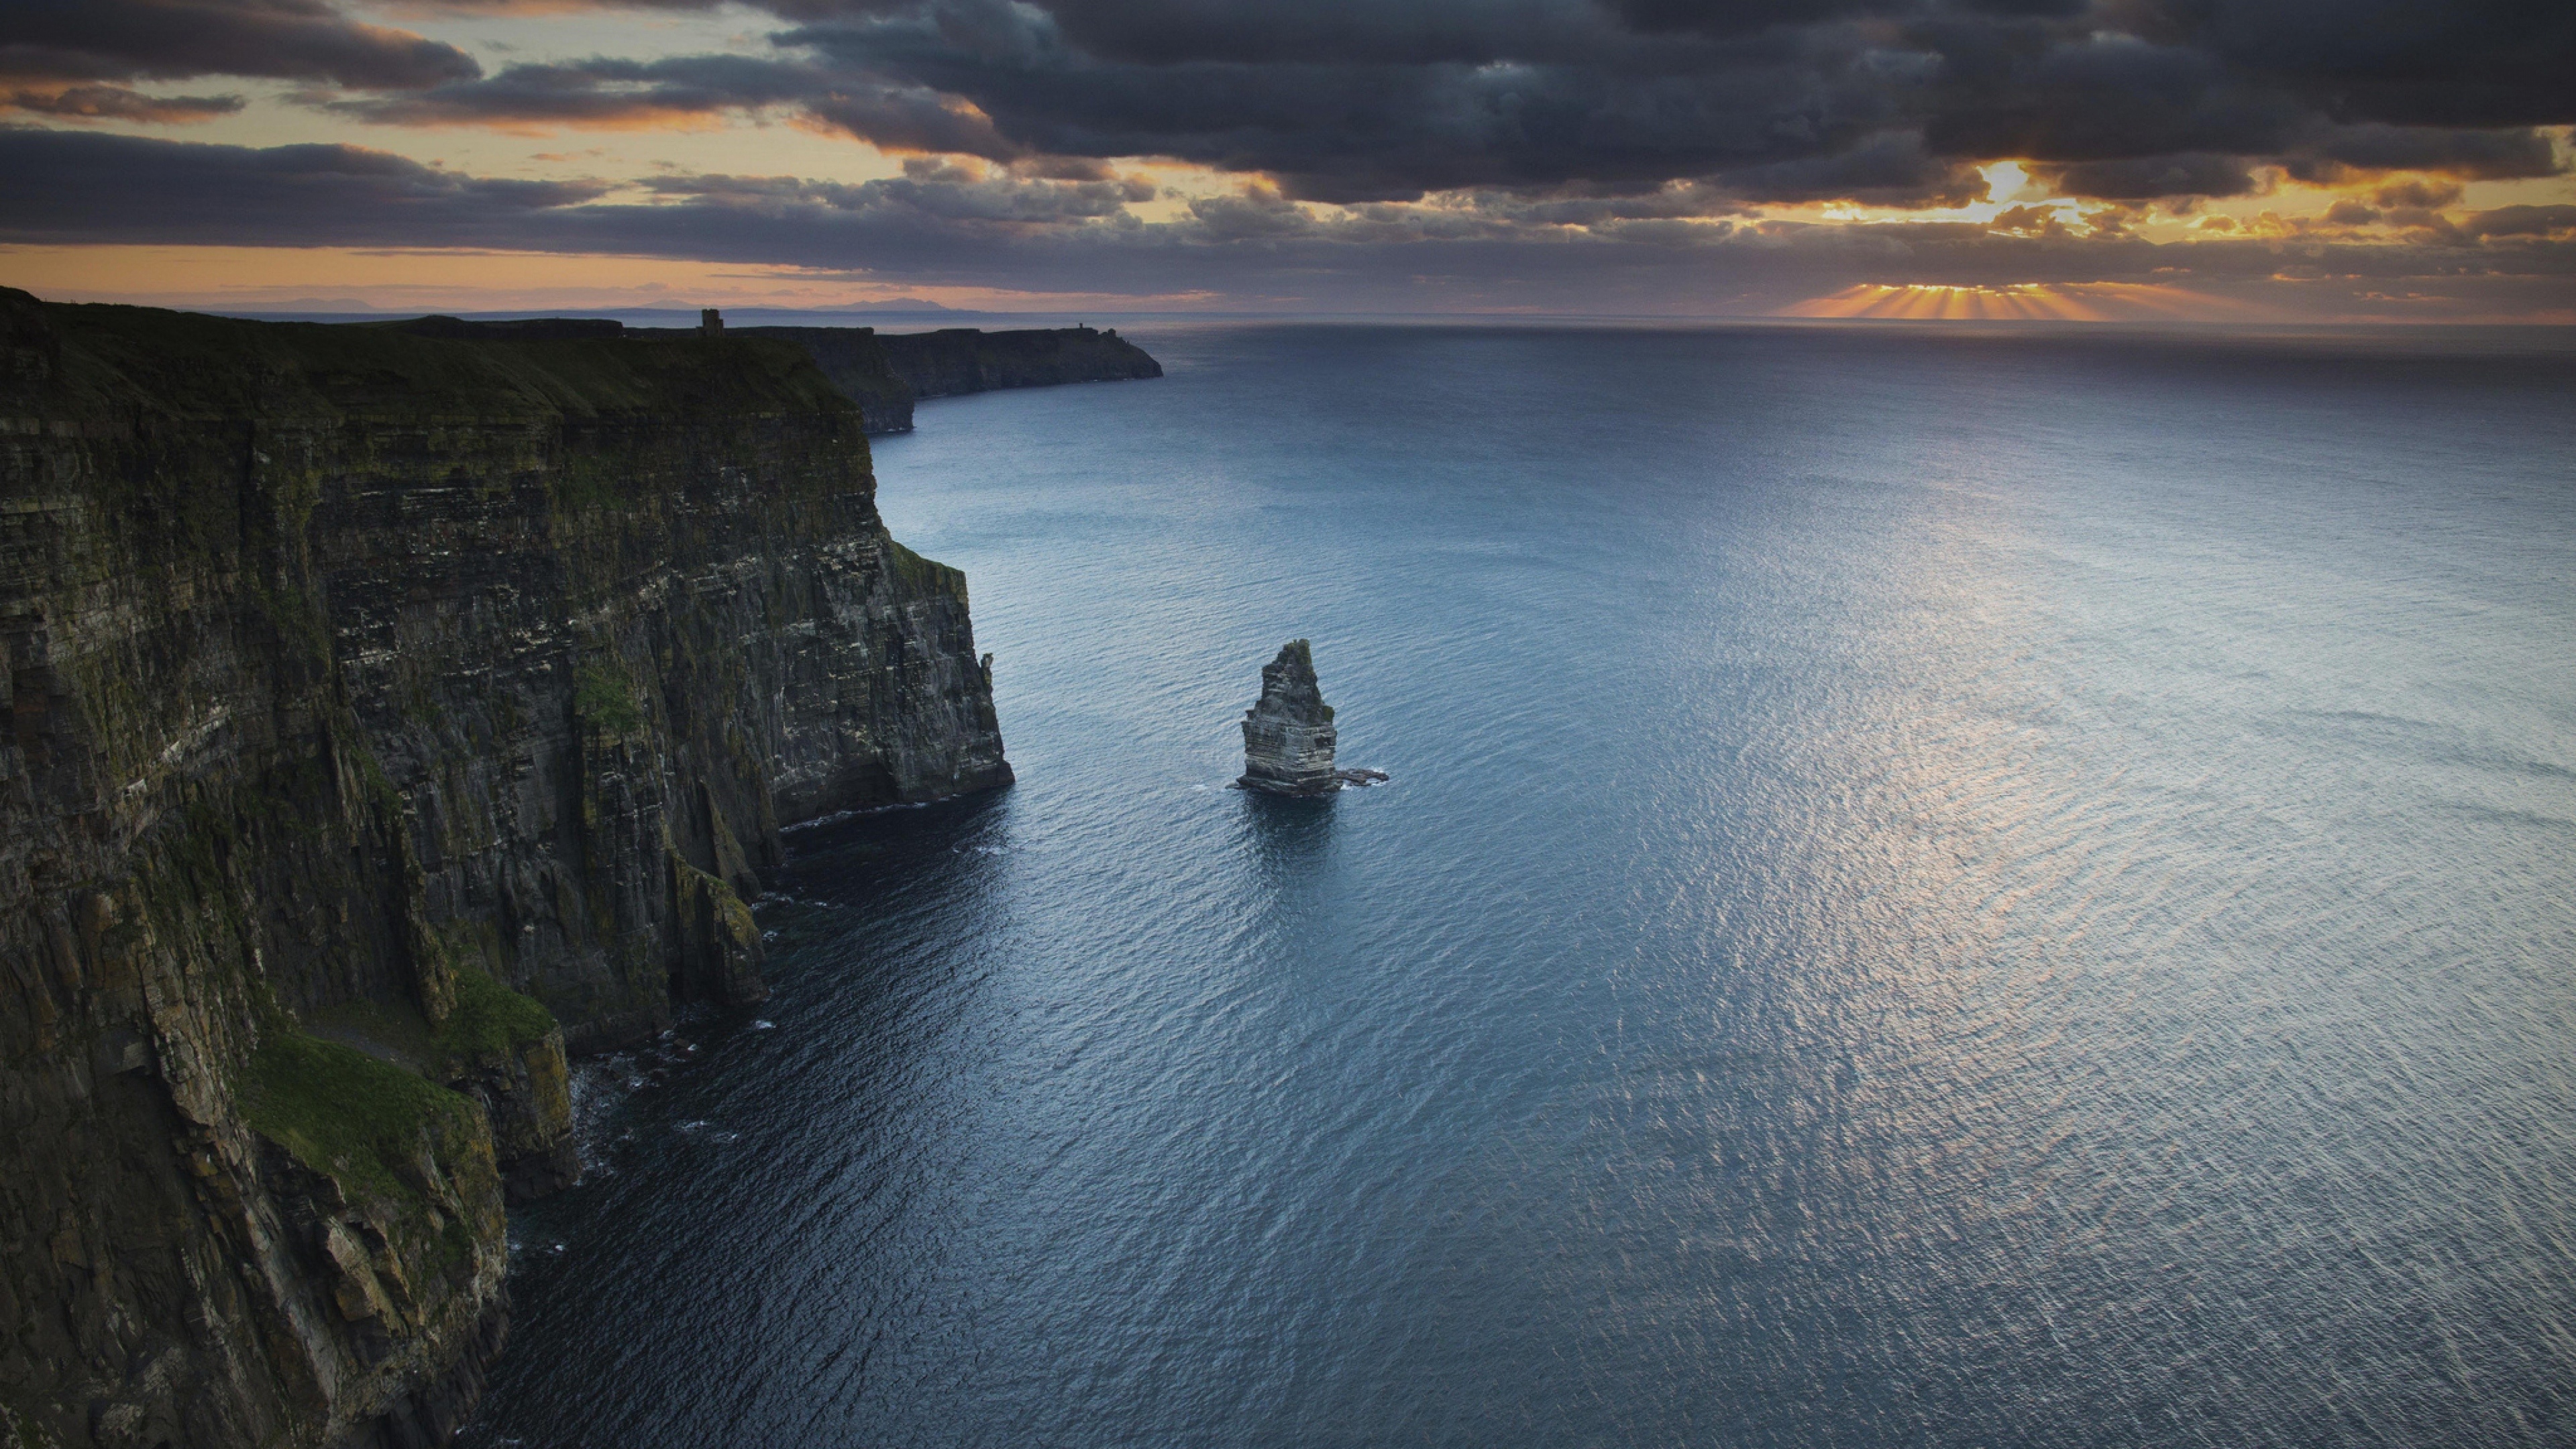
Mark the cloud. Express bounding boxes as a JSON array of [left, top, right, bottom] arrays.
[[1911, 19, 2567, 192], [1713, 130, 1988, 206], [1917, 30, 2308, 164], [0, 1, 478, 90], [1006, 0, 1617, 66], [2458, 204, 2576, 239], [3, 125, 2568, 320], [2165, 0, 2576, 130], [2292, 123, 2561, 180], [2372, 177, 2462, 209], [640, 156, 1150, 222], [769, 1, 2567, 201], [14, 2, 2564, 210], [771, 2, 1949, 202], [3, 84, 244, 122], [0, 125, 602, 247], [2, 1, 2571, 317], [2035, 152, 2260, 199]]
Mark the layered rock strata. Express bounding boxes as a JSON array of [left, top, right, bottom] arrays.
[[1238, 641, 1341, 794], [0, 290, 1009, 1449]]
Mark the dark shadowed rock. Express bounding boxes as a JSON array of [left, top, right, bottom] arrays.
[[877, 325, 1162, 402], [726, 324, 1163, 435], [730, 325, 914, 433], [374, 314, 626, 341], [1239, 641, 1341, 794], [0, 289, 1010, 1449]]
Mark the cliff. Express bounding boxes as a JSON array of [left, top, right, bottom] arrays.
[[873, 327, 1162, 405], [727, 327, 915, 435], [405, 322, 1165, 435], [0, 289, 1008, 1448], [735, 325, 1160, 434]]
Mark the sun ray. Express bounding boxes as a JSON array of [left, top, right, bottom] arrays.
[[1779, 282, 2263, 323]]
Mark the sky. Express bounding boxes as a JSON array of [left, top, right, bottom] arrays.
[[1, 1, 2571, 320]]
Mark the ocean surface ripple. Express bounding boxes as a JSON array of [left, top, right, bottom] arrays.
[[467, 324, 2576, 1448]]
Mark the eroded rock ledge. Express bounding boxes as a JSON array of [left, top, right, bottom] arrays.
[[0, 290, 1008, 1448]]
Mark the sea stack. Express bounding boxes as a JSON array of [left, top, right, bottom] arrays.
[[1239, 639, 1341, 794]]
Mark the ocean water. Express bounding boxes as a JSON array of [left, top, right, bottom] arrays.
[[466, 324, 2576, 1448]]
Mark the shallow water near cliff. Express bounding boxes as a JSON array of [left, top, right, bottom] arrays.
[[466, 323, 2576, 1448]]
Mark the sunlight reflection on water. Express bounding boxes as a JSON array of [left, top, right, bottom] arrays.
[[469, 324, 2576, 1449]]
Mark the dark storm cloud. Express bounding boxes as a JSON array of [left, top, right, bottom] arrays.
[[1000, 0, 1610, 66], [0, 1, 478, 90], [327, 7, 1948, 203], [0, 126, 1131, 251], [2458, 204, 2576, 239], [2035, 152, 2260, 199], [2145, 0, 2576, 129], [758, 0, 2571, 200], [1900, 1, 2575, 140], [5, 127, 2569, 319], [1916, 30, 2310, 162], [319, 52, 1029, 160], [317, 55, 826, 129], [9, 2, 2568, 204], [0, 126, 600, 247], [1713, 131, 1988, 206], [2293, 123, 2560, 180], [1899, 9, 2569, 193], [14, 1, 2546, 205], [770, 1, 1951, 201]]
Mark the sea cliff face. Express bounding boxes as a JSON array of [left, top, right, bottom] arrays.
[[738, 324, 1162, 433], [0, 290, 1008, 1448], [729, 326, 916, 435], [876, 326, 1162, 406]]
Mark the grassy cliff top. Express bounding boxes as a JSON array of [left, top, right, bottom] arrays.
[[1, 288, 857, 424]]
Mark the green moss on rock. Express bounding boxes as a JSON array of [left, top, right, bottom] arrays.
[[439, 967, 557, 1064], [574, 657, 645, 735], [309, 963, 557, 1079], [670, 853, 758, 949], [884, 538, 963, 598], [239, 1031, 476, 1206]]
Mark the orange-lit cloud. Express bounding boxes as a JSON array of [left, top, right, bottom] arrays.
[[0, 242, 1225, 317], [3, 85, 244, 123], [0, 2, 2566, 321]]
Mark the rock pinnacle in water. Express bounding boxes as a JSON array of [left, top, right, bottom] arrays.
[[1238, 639, 1342, 794]]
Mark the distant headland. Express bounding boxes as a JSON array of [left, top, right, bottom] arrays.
[[363, 311, 1163, 434], [720, 319, 1163, 433]]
